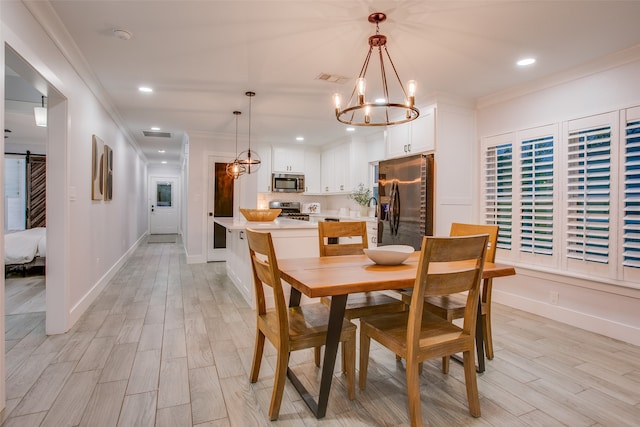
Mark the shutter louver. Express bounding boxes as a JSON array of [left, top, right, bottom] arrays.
[[520, 135, 554, 255], [485, 143, 513, 250], [623, 119, 640, 268], [566, 126, 611, 264]]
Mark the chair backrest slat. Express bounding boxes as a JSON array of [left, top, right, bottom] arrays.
[[246, 228, 289, 339], [407, 235, 488, 349], [450, 223, 498, 263], [318, 221, 368, 257]]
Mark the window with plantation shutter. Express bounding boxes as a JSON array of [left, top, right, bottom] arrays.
[[623, 118, 640, 268], [520, 135, 554, 256], [566, 125, 612, 265], [483, 140, 513, 250]]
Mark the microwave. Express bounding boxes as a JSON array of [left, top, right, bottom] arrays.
[[272, 173, 305, 193]]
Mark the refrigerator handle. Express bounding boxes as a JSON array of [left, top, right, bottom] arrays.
[[387, 182, 395, 234], [392, 182, 400, 236]]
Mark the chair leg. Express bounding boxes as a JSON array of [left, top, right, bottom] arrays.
[[342, 342, 347, 374], [441, 356, 450, 374], [442, 311, 454, 373], [406, 358, 423, 427], [250, 330, 265, 382], [268, 346, 289, 421], [462, 350, 481, 417], [483, 313, 494, 360], [358, 328, 371, 390], [343, 336, 356, 400], [314, 346, 321, 367]]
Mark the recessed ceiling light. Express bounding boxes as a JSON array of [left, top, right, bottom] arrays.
[[151, 127, 161, 131], [346, 127, 355, 132], [113, 28, 132, 41], [138, 86, 153, 93], [517, 58, 536, 66], [374, 98, 386, 104], [296, 136, 304, 141], [161, 161, 167, 164], [158, 150, 166, 153]]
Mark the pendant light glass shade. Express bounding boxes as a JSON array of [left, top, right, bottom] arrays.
[[237, 91, 261, 174], [226, 111, 246, 179], [34, 96, 47, 127]]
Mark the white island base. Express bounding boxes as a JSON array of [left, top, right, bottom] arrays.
[[213, 217, 320, 308]]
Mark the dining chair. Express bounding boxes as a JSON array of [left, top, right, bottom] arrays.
[[359, 234, 488, 426], [316, 220, 406, 367], [402, 223, 499, 373], [245, 228, 357, 420]]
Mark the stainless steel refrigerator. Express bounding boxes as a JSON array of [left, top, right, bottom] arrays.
[[378, 153, 434, 250]]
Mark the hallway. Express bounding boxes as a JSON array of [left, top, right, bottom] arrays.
[[2, 238, 639, 426]]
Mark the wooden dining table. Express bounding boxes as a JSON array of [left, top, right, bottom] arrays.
[[277, 251, 516, 419]]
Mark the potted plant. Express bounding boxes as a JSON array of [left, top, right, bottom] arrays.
[[349, 183, 373, 216]]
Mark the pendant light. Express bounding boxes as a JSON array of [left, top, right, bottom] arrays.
[[237, 91, 261, 174], [333, 13, 419, 127], [225, 111, 246, 179], [34, 95, 47, 127]]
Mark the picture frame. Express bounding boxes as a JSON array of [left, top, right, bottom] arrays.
[[104, 144, 113, 201], [91, 134, 104, 200]]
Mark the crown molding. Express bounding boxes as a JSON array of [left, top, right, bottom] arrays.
[[477, 44, 640, 109], [22, 0, 147, 162]]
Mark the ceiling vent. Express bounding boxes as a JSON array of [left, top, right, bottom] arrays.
[[142, 130, 172, 138], [315, 72, 350, 84]]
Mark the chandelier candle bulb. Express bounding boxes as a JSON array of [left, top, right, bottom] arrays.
[[334, 93, 341, 112], [357, 77, 366, 104], [407, 80, 416, 106]]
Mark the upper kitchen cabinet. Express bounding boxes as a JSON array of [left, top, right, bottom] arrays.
[[256, 146, 272, 193], [386, 107, 435, 158], [304, 149, 321, 193], [321, 140, 367, 194], [272, 145, 305, 173]]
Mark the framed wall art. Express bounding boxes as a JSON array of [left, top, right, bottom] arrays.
[[104, 144, 113, 201], [91, 134, 104, 200]]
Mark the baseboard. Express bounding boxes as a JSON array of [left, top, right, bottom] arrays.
[[185, 253, 205, 264], [493, 289, 640, 346], [69, 233, 145, 327]]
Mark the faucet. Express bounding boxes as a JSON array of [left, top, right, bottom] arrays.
[[368, 197, 378, 217]]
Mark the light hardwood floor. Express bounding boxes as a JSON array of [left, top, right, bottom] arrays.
[[2, 237, 639, 426]]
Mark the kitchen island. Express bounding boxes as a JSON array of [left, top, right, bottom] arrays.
[[213, 217, 320, 307]]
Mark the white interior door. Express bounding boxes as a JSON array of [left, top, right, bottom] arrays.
[[150, 177, 179, 234]]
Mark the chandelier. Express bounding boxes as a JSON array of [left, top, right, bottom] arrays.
[[237, 91, 261, 174], [225, 111, 246, 179], [333, 13, 419, 127]]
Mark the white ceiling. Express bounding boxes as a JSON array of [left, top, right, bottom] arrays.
[[10, 1, 640, 166]]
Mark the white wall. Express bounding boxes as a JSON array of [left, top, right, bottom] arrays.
[[1, 2, 149, 334], [184, 132, 236, 263], [476, 52, 640, 346]]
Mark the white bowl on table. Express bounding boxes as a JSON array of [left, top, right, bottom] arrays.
[[363, 245, 414, 265]]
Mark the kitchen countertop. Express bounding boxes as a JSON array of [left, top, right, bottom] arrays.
[[213, 217, 319, 231], [309, 213, 378, 223]]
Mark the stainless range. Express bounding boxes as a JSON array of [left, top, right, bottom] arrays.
[[268, 201, 310, 221]]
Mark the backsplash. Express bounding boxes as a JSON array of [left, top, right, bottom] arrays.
[[257, 192, 375, 217]]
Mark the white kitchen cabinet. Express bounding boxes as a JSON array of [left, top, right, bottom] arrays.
[[386, 107, 435, 158], [225, 228, 252, 299], [304, 149, 321, 193], [320, 141, 366, 194], [256, 146, 272, 193], [366, 220, 379, 248], [272, 145, 305, 173]]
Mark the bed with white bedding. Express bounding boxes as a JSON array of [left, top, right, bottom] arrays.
[[5, 227, 46, 274]]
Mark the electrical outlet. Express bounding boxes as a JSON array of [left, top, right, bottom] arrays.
[[549, 291, 559, 305]]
